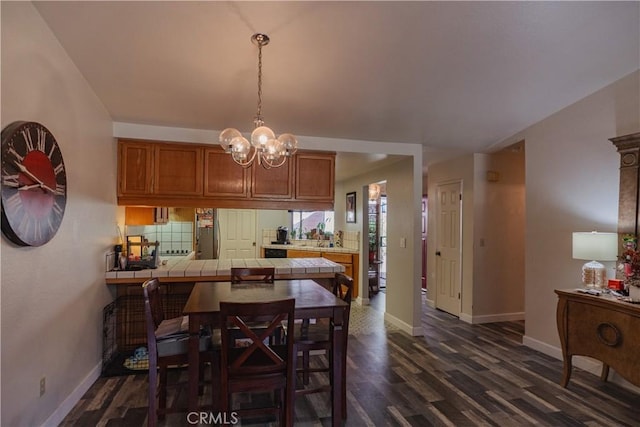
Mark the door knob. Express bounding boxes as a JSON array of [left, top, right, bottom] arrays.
[[435, 251, 441, 256]]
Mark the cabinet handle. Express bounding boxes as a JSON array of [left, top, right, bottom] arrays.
[[596, 322, 621, 347]]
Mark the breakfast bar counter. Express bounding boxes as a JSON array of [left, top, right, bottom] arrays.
[[104, 257, 345, 355], [105, 257, 344, 284]]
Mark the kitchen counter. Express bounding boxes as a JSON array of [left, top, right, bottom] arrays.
[[105, 257, 344, 284], [262, 243, 358, 254]]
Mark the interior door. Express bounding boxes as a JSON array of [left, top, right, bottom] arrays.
[[217, 209, 257, 259], [435, 181, 462, 316]]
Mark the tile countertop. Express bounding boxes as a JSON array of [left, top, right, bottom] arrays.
[[262, 244, 358, 254], [105, 257, 345, 282]]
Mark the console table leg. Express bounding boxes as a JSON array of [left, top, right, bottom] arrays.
[[560, 355, 572, 388]]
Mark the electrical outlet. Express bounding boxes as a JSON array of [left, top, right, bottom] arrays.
[[40, 377, 46, 396]]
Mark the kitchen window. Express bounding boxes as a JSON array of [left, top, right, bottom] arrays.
[[290, 211, 334, 239]]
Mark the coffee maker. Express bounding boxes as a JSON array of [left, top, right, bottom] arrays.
[[276, 226, 288, 244]]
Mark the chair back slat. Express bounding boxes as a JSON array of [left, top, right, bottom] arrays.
[[333, 272, 354, 304], [143, 278, 165, 328], [219, 298, 296, 425]]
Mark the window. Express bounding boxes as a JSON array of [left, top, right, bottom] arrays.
[[290, 211, 334, 239]]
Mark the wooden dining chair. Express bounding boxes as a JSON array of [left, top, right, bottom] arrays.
[[142, 278, 217, 427], [230, 267, 275, 284], [219, 299, 297, 427], [294, 272, 353, 414]]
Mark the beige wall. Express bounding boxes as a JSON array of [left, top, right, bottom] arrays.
[[426, 73, 639, 372], [427, 155, 476, 316], [500, 70, 639, 387], [1, 3, 117, 425], [472, 151, 525, 318], [336, 157, 423, 335]]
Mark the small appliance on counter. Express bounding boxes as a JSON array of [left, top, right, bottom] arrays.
[[126, 235, 159, 269], [272, 226, 289, 244]]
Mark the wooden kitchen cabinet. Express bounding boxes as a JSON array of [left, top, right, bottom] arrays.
[[287, 249, 322, 258], [117, 139, 335, 209], [295, 152, 335, 202], [118, 139, 203, 197], [322, 252, 359, 298], [153, 143, 203, 195], [118, 141, 153, 196], [204, 147, 251, 198], [251, 158, 294, 199], [555, 289, 640, 388]]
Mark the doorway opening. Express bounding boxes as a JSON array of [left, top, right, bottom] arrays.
[[367, 182, 386, 300]]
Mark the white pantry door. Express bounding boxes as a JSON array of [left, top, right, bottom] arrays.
[[217, 209, 257, 259], [435, 181, 462, 316]]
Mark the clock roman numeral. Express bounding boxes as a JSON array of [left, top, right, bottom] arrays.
[[18, 213, 32, 239], [54, 163, 65, 176], [47, 216, 56, 234], [2, 174, 20, 188], [4, 191, 23, 212], [21, 128, 35, 151], [31, 217, 43, 243], [8, 146, 24, 162], [54, 183, 66, 196], [48, 144, 57, 160], [36, 128, 47, 152], [52, 199, 64, 219]]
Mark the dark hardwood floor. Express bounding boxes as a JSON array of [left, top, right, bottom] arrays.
[[61, 290, 640, 426]]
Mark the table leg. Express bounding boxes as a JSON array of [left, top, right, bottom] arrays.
[[331, 307, 346, 426], [188, 314, 201, 412]]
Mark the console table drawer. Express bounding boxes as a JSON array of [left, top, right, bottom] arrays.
[[556, 289, 640, 388], [567, 301, 639, 364]]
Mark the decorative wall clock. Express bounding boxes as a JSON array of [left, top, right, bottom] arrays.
[[1, 121, 67, 246]]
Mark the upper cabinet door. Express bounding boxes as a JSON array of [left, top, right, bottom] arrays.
[[295, 152, 335, 201], [118, 141, 153, 196], [204, 147, 251, 198], [250, 158, 294, 199], [153, 144, 203, 195]]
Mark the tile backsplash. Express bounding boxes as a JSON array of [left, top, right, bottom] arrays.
[[126, 222, 193, 255]]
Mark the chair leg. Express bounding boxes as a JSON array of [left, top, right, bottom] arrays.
[[158, 365, 167, 420], [198, 360, 205, 395], [148, 366, 158, 427], [302, 350, 310, 385]]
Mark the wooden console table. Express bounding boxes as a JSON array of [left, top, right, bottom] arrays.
[[555, 289, 640, 388]]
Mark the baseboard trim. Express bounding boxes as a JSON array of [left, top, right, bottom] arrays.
[[472, 311, 525, 324], [41, 361, 102, 427], [523, 335, 640, 393], [384, 312, 422, 336]]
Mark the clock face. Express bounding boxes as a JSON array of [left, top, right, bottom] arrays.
[[1, 121, 67, 246]]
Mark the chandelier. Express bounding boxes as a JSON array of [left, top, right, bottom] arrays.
[[219, 33, 297, 169]]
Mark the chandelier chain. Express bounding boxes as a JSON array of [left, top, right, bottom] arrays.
[[254, 41, 264, 127]]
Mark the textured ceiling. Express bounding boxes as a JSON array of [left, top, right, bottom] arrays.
[[33, 1, 639, 177]]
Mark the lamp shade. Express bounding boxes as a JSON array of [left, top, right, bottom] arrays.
[[572, 232, 618, 261]]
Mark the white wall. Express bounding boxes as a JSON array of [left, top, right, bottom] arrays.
[[1, 3, 117, 425], [500, 70, 639, 387]]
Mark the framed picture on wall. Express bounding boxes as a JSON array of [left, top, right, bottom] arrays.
[[346, 192, 356, 223]]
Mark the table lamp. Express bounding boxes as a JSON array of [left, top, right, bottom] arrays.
[[572, 231, 618, 288]]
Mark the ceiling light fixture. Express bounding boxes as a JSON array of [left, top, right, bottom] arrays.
[[219, 33, 297, 169]]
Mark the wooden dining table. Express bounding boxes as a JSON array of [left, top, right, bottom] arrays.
[[183, 279, 349, 425]]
